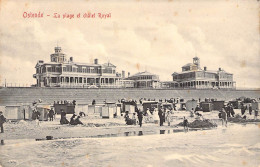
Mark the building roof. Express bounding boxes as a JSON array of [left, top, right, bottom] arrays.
[[172, 69, 233, 75], [182, 63, 195, 68], [102, 62, 116, 67], [130, 71, 157, 77]]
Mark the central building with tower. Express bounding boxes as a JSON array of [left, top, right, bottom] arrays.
[[33, 47, 122, 88]]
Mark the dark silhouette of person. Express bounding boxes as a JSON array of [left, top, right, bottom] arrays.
[[158, 106, 164, 126], [60, 109, 69, 124], [49, 108, 55, 121], [249, 105, 252, 115], [0, 111, 6, 133], [137, 110, 143, 127], [75, 116, 83, 125], [70, 114, 77, 125]]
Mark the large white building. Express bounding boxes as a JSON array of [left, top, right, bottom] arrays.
[[33, 47, 121, 88], [166, 57, 236, 89]]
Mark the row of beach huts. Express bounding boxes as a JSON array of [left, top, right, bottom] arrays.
[[0, 96, 259, 121]]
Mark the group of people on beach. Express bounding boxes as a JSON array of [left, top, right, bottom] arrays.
[[124, 104, 174, 127], [60, 109, 84, 125]]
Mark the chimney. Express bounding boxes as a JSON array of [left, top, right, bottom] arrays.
[[219, 67, 222, 71], [94, 59, 98, 64], [128, 72, 130, 77], [204, 66, 207, 71], [122, 70, 125, 78], [70, 57, 73, 62]]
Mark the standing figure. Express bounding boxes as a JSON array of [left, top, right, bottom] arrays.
[[221, 108, 227, 127], [230, 104, 235, 117], [158, 106, 164, 126], [49, 108, 55, 121], [254, 109, 259, 120], [241, 104, 246, 115], [183, 116, 188, 130], [0, 111, 6, 133], [166, 111, 171, 126], [249, 105, 252, 115], [226, 105, 231, 118], [137, 110, 143, 127]]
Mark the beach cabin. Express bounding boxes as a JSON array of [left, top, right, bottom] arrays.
[[200, 102, 213, 112], [101, 102, 120, 119], [21, 105, 33, 120], [186, 100, 198, 111], [101, 106, 114, 119], [229, 100, 242, 109], [75, 104, 88, 115], [54, 103, 75, 114], [4, 105, 24, 121], [161, 103, 173, 110], [142, 101, 158, 112], [212, 101, 225, 111], [122, 102, 136, 113], [36, 104, 50, 121], [252, 102, 260, 110]]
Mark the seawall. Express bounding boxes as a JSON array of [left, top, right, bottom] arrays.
[[0, 87, 259, 105]]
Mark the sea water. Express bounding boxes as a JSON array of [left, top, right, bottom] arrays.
[[0, 123, 259, 167]]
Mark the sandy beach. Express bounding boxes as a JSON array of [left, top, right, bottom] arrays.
[[0, 110, 259, 167]]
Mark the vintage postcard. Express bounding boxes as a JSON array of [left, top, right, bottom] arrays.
[[0, 0, 259, 167]]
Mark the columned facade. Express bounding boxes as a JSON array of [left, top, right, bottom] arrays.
[[33, 47, 121, 88]]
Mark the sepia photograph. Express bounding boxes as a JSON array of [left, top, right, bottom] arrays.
[[0, 0, 259, 166]]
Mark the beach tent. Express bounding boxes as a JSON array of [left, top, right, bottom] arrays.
[[186, 100, 198, 111]]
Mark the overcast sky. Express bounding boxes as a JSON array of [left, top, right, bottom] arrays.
[[0, 0, 259, 88]]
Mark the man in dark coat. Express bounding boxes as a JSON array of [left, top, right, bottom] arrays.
[[249, 105, 252, 115], [241, 104, 246, 115], [49, 108, 55, 121], [158, 106, 164, 126], [0, 111, 6, 133], [137, 110, 143, 127]]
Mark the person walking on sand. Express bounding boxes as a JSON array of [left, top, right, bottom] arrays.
[[241, 104, 246, 115], [230, 104, 235, 117], [0, 111, 6, 133], [158, 106, 164, 126], [137, 109, 143, 127], [221, 108, 227, 127], [254, 109, 259, 120], [183, 116, 188, 131]]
